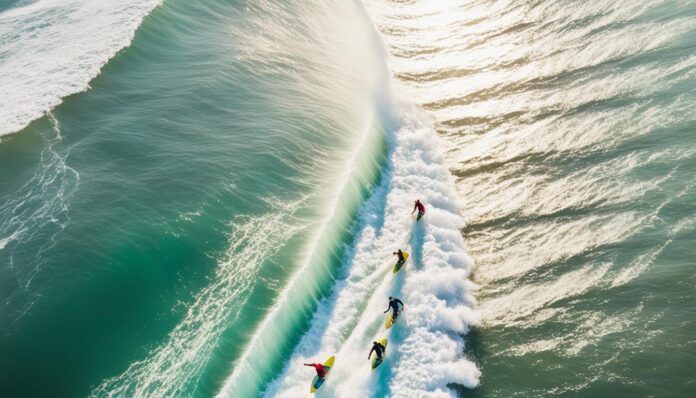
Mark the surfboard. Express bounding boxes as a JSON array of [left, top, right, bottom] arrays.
[[370, 338, 388, 370], [385, 305, 403, 329], [310, 355, 335, 393], [385, 312, 394, 329], [392, 252, 410, 273]]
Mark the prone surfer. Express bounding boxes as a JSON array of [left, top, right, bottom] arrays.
[[412, 199, 425, 221], [383, 296, 404, 321], [304, 362, 328, 379], [393, 249, 406, 266], [368, 341, 385, 361]]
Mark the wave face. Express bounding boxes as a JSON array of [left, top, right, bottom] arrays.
[[368, 0, 696, 396], [0, 0, 160, 136]]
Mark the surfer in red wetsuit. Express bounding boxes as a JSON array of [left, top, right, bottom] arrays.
[[304, 362, 328, 379], [411, 199, 425, 220]]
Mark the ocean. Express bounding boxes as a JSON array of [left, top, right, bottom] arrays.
[[1, 0, 695, 397]]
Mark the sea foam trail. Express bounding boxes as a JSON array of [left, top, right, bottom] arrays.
[[0, 0, 160, 136], [90, 204, 307, 397], [263, 101, 480, 397], [0, 113, 79, 329]]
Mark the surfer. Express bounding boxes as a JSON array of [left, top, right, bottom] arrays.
[[411, 199, 425, 220], [383, 296, 404, 321], [368, 340, 385, 361], [393, 249, 406, 266], [304, 362, 328, 379]]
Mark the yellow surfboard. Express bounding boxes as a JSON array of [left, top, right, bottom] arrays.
[[310, 355, 335, 393], [385, 312, 394, 329], [370, 338, 388, 370], [392, 252, 410, 273]]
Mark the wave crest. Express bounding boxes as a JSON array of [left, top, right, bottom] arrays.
[[0, 0, 160, 136]]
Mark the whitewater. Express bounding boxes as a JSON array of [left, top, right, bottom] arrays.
[[252, 108, 481, 398], [0, 0, 160, 136]]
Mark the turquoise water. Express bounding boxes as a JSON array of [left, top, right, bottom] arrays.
[[1, 0, 695, 397]]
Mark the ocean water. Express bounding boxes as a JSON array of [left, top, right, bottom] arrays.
[[1, 0, 694, 397]]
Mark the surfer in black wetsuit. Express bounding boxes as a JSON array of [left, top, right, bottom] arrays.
[[393, 249, 405, 266], [368, 341, 385, 360], [383, 296, 404, 321]]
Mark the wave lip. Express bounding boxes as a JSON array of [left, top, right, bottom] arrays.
[[0, 0, 160, 136]]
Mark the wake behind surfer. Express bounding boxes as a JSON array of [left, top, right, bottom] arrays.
[[368, 341, 385, 361], [383, 296, 404, 321], [412, 199, 425, 221], [304, 362, 328, 379]]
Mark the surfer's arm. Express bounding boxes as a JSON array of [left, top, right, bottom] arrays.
[[395, 299, 404, 306], [368, 347, 375, 359]]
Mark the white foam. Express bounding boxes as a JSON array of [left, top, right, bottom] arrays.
[[0, 113, 79, 288], [0, 230, 21, 251], [262, 103, 480, 397], [0, 0, 160, 136], [611, 240, 671, 288]]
